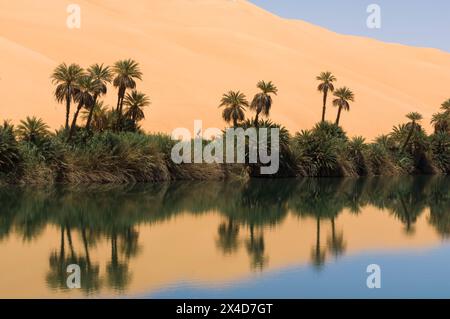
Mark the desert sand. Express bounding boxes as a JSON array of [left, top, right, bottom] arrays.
[[1, 0, 450, 138]]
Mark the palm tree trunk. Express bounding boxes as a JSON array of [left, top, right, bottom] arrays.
[[254, 111, 260, 127], [116, 88, 125, 131], [85, 95, 98, 131], [335, 106, 343, 126], [116, 91, 121, 112], [68, 102, 83, 141], [119, 96, 125, 115], [65, 94, 71, 130], [233, 117, 238, 128], [321, 90, 328, 122], [401, 122, 415, 153]]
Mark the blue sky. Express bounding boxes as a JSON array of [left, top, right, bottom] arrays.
[[249, 0, 450, 52]]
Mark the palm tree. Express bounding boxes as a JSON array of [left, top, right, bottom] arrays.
[[401, 112, 423, 153], [123, 90, 150, 127], [441, 99, 450, 112], [431, 112, 449, 134], [51, 63, 85, 129], [68, 76, 100, 140], [219, 91, 248, 127], [81, 101, 109, 132], [16, 116, 50, 143], [316, 72, 336, 122], [250, 81, 278, 126], [85, 64, 112, 131], [333, 87, 355, 126], [112, 59, 143, 128]]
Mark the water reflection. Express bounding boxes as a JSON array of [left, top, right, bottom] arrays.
[[0, 176, 449, 296]]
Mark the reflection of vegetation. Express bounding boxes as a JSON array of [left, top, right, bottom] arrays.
[[246, 225, 268, 271], [327, 217, 346, 258], [0, 176, 449, 293], [216, 217, 240, 255]]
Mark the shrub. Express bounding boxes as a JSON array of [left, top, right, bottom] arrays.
[[293, 122, 348, 176], [0, 121, 21, 176], [430, 132, 450, 174]]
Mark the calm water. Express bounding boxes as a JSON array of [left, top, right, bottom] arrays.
[[0, 177, 449, 298]]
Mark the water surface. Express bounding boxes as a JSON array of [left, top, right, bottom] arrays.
[[0, 177, 449, 298]]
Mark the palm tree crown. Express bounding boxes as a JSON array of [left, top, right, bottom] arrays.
[[406, 112, 423, 123], [220, 91, 248, 127], [68, 76, 102, 140], [51, 63, 85, 129], [112, 59, 143, 117], [87, 63, 112, 98], [332, 87, 354, 126], [316, 71, 336, 122], [74, 76, 100, 109], [85, 64, 113, 130], [16, 116, 50, 143], [250, 81, 278, 126], [82, 101, 109, 132], [401, 112, 423, 153], [441, 99, 450, 112], [431, 112, 449, 133], [124, 90, 151, 123]]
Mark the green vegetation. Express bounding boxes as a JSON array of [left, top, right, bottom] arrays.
[[0, 63, 448, 184]]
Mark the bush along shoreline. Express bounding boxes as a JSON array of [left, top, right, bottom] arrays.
[[0, 62, 449, 185]]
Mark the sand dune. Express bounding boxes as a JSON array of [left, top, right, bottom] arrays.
[[1, 0, 450, 138]]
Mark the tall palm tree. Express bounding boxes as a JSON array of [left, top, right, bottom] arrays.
[[441, 99, 450, 113], [81, 101, 109, 132], [219, 91, 248, 127], [85, 64, 113, 130], [112, 59, 143, 128], [316, 72, 336, 122], [333, 87, 355, 126], [431, 112, 450, 134], [250, 81, 278, 126], [16, 116, 50, 144], [401, 112, 423, 153], [123, 90, 151, 126], [68, 76, 100, 140], [51, 63, 85, 129]]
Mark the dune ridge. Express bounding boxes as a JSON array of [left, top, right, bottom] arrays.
[[1, 0, 450, 138]]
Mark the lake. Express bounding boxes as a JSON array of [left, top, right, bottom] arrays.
[[0, 176, 449, 298]]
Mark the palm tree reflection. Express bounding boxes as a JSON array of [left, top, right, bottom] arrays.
[[0, 176, 447, 294]]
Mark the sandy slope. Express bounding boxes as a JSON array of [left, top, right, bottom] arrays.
[[1, 0, 450, 138]]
